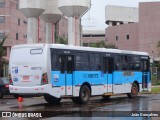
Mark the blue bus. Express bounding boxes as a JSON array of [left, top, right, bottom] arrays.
[[9, 44, 151, 104]]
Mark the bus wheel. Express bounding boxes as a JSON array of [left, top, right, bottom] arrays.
[[127, 83, 138, 99], [44, 94, 61, 104], [74, 85, 90, 104]]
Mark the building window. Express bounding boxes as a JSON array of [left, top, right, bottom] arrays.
[[18, 18, 20, 25], [126, 35, 129, 40], [0, 32, 4, 39], [0, 2, 5, 8], [16, 3, 19, 10], [116, 36, 118, 41], [16, 33, 18, 40], [0, 16, 5, 23], [83, 34, 105, 37]]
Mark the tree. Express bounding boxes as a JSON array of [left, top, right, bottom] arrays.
[[0, 36, 8, 77], [155, 41, 160, 72], [89, 40, 106, 48], [88, 40, 118, 49], [105, 43, 118, 49], [56, 36, 68, 44]]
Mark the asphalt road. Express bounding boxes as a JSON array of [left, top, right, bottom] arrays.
[[0, 94, 160, 120]]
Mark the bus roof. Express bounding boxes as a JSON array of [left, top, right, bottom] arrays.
[[12, 43, 149, 56]]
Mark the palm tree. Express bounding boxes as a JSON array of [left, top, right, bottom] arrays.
[[0, 36, 8, 77]]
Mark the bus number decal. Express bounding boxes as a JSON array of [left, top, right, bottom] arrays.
[[88, 74, 98, 78], [31, 67, 42, 71]]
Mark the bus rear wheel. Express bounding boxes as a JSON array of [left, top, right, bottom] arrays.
[[72, 85, 90, 104], [127, 83, 138, 98], [44, 94, 61, 104]]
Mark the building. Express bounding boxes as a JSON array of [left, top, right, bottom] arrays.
[[0, 0, 47, 60], [0, 0, 70, 61], [82, 30, 105, 46], [0, 0, 102, 59], [105, 2, 160, 60], [0, 0, 24, 61], [105, 5, 138, 26], [0, 0, 67, 76]]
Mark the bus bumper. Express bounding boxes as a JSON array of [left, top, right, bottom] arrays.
[[9, 84, 52, 95]]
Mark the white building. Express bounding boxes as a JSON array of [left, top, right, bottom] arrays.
[[105, 5, 139, 27]]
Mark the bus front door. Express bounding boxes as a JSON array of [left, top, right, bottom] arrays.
[[104, 57, 114, 93], [60, 55, 74, 96], [141, 59, 149, 90]]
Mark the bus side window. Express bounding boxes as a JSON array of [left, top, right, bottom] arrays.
[[115, 56, 121, 70], [103, 59, 108, 73], [122, 56, 128, 70], [51, 50, 61, 71], [59, 57, 65, 73], [103, 58, 114, 73], [108, 58, 114, 73], [67, 56, 74, 73], [132, 56, 139, 70], [141, 59, 149, 72], [95, 54, 101, 70], [89, 54, 101, 71], [76, 53, 89, 71], [76, 53, 82, 70]]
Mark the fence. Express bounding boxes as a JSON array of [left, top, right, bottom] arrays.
[[150, 67, 160, 84]]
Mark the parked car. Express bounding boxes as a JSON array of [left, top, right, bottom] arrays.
[[0, 77, 19, 99], [0, 77, 10, 99]]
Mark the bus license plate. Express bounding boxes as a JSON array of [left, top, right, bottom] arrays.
[[23, 76, 29, 81]]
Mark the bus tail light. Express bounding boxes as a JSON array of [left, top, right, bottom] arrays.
[[41, 73, 48, 85], [5, 84, 9, 88], [9, 74, 13, 85]]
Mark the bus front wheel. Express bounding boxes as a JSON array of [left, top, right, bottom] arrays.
[[44, 94, 61, 104], [72, 85, 90, 104], [127, 83, 138, 98]]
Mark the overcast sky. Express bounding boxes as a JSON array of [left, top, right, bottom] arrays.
[[82, 0, 160, 31]]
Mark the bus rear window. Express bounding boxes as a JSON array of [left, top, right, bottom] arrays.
[[30, 49, 43, 55]]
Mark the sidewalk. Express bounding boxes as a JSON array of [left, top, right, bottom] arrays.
[[152, 85, 160, 88]]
